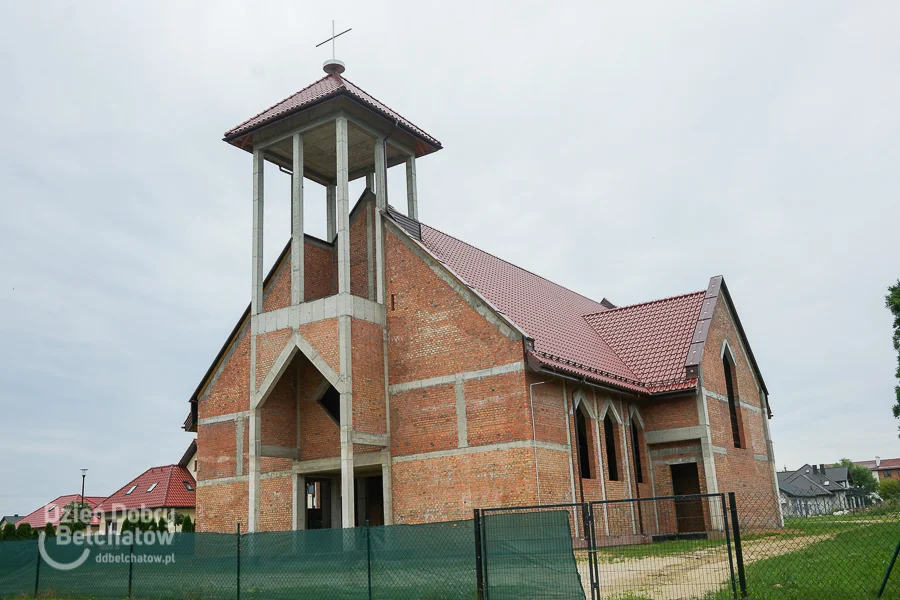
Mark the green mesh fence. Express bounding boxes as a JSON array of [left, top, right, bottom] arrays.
[[370, 519, 475, 599], [0, 514, 583, 599], [482, 509, 586, 600], [0, 539, 37, 598]]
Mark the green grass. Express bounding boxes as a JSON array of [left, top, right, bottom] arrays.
[[710, 520, 900, 599]]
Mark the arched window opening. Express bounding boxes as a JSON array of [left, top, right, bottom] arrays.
[[723, 350, 743, 448], [575, 404, 592, 479], [604, 415, 619, 481], [631, 419, 644, 484]]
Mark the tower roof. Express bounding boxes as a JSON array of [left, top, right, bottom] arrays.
[[224, 72, 441, 154]]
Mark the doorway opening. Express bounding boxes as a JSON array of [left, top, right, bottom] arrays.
[[670, 463, 705, 533]]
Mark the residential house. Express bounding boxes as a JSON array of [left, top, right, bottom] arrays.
[[778, 464, 863, 516], [14, 495, 104, 534], [93, 465, 196, 534], [0, 515, 22, 530], [854, 457, 900, 481]]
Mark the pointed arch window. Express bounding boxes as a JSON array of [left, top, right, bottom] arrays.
[[604, 415, 619, 481], [575, 404, 592, 479], [723, 349, 744, 448], [631, 419, 644, 484]]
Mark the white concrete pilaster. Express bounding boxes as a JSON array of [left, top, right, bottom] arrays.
[[251, 149, 264, 315], [405, 155, 418, 220], [291, 134, 304, 305]]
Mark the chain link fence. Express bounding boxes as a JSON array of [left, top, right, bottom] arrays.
[[2, 490, 899, 599]]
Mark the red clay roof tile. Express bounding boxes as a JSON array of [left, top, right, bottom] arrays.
[[224, 73, 441, 149], [414, 219, 706, 395], [15, 495, 105, 529], [93, 465, 195, 514]]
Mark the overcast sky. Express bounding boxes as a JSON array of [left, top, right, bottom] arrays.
[[1, 1, 898, 517]]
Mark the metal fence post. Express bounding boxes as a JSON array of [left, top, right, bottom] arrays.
[[236, 522, 241, 600], [33, 539, 41, 597], [128, 541, 135, 598], [878, 540, 900, 597], [727, 492, 747, 597], [473, 509, 485, 600], [366, 519, 372, 600], [721, 494, 737, 600]]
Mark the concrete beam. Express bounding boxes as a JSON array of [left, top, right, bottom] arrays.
[[292, 452, 383, 475], [644, 426, 706, 445], [389, 361, 524, 394], [392, 439, 569, 464], [351, 431, 389, 447], [291, 134, 304, 305], [455, 379, 468, 448], [260, 445, 300, 459]]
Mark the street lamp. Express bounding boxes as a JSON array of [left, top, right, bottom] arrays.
[[80, 469, 88, 524]]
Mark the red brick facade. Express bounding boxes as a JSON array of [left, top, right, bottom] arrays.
[[191, 194, 778, 533]]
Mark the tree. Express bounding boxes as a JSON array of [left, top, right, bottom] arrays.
[[0, 523, 15, 541], [888, 280, 900, 435], [180, 515, 194, 533], [60, 501, 91, 533], [156, 516, 168, 532], [880, 478, 900, 501], [16, 523, 33, 540], [43, 523, 56, 537], [838, 458, 879, 494]]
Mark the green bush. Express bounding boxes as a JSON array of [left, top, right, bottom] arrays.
[[879, 478, 900, 500], [0, 522, 15, 540], [43, 522, 56, 537], [16, 522, 34, 539]]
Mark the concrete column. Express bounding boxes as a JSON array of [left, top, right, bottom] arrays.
[[251, 149, 264, 315], [373, 138, 387, 305], [365, 172, 374, 191], [405, 155, 418, 220], [336, 116, 355, 528], [326, 185, 336, 242], [562, 381, 579, 538], [293, 475, 306, 530], [381, 450, 393, 525], [248, 406, 261, 531], [291, 134, 304, 305], [330, 477, 342, 528], [591, 391, 610, 535], [619, 400, 636, 533], [336, 117, 351, 295]]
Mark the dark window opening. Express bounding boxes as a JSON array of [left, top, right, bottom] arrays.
[[390, 294, 396, 311], [604, 415, 619, 481], [319, 385, 341, 424], [631, 419, 644, 484], [575, 404, 592, 479], [723, 352, 742, 448]]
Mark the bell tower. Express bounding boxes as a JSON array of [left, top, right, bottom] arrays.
[[224, 58, 441, 531]]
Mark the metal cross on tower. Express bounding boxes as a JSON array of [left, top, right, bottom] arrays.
[[316, 20, 352, 59]]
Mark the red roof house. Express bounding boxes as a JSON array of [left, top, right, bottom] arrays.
[[15, 495, 104, 530], [93, 465, 195, 515]]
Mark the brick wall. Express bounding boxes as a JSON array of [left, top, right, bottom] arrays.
[[349, 200, 372, 299], [298, 319, 341, 376], [702, 298, 779, 526], [259, 475, 292, 532], [385, 228, 523, 385], [391, 447, 538, 523], [196, 482, 247, 533]]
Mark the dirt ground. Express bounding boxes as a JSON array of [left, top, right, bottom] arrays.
[[577, 533, 834, 600]]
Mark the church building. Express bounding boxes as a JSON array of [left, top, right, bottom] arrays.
[[183, 57, 781, 534]]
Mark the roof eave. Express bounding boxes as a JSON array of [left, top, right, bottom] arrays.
[[223, 90, 442, 155]]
